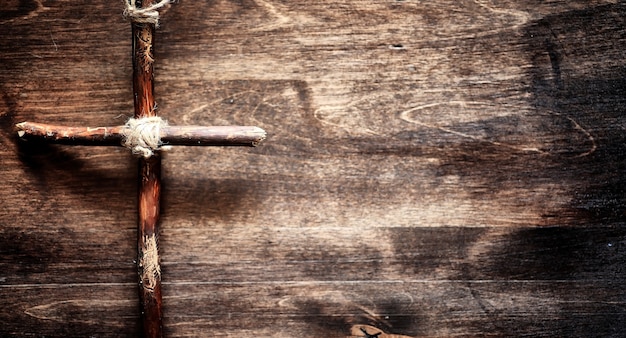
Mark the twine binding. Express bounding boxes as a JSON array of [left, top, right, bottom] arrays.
[[121, 116, 168, 158], [123, 0, 172, 27]]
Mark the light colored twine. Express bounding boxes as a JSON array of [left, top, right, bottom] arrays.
[[123, 0, 172, 27], [121, 116, 168, 158]]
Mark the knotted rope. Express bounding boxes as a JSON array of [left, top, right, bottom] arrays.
[[123, 0, 172, 27], [121, 116, 168, 158]]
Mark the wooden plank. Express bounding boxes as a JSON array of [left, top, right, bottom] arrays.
[[2, 223, 625, 336], [2, 225, 625, 336], [0, 284, 139, 336], [2, 278, 625, 336], [1, 0, 626, 337]]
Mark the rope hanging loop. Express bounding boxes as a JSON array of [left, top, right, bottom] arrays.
[[123, 0, 172, 27]]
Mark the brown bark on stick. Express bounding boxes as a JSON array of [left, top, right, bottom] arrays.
[[15, 122, 267, 147], [132, 2, 163, 337]]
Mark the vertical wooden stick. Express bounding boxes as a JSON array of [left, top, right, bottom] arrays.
[[132, 1, 163, 337]]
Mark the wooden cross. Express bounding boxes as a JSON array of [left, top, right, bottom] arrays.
[[14, 1, 265, 337]]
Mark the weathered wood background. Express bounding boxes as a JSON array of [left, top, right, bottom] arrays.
[[1, 1, 626, 336]]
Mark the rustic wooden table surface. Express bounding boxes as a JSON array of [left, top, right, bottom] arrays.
[[1, 1, 625, 337]]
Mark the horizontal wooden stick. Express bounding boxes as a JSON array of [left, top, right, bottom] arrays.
[[15, 121, 266, 147]]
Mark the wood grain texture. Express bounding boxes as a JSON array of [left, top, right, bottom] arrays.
[[1, 0, 626, 337]]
